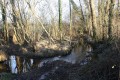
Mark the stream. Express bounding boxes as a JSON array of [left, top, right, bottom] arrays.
[[10, 44, 92, 73], [39, 44, 92, 67]]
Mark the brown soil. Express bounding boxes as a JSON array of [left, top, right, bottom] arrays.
[[14, 39, 120, 80]]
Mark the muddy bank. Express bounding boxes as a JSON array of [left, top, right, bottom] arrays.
[[13, 39, 120, 80], [0, 31, 93, 59], [15, 60, 93, 80], [16, 60, 118, 80], [0, 42, 72, 59]]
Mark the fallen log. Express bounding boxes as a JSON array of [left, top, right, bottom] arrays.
[[0, 45, 72, 59]]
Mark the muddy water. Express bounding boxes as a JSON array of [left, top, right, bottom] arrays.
[[39, 44, 92, 67], [10, 44, 92, 73]]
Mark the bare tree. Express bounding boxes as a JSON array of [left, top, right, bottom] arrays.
[[89, 0, 97, 39], [108, 0, 115, 40], [79, 0, 86, 32], [10, 0, 17, 28], [10, 0, 24, 73], [70, 0, 86, 33], [1, 0, 8, 42], [118, 0, 120, 8], [69, 0, 72, 39], [58, 0, 62, 31]]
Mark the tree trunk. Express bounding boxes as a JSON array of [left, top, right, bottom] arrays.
[[70, 0, 86, 33], [69, 0, 72, 40], [69, 0, 72, 30], [118, 0, 120, 8], [58, 0, 63, 40], [10, 0, 17, 28], [1, 0, 8, 42], [108, 0, 115, 40], [79, 0, 86, 32], [58, 0, 62, 31], [89, 0, 97, 40], [16, 56, 24, 74], [10, 0, 24, 73]]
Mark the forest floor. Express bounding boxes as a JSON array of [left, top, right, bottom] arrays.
[[0, 39, 120, 80], [15, 39, 120, 80]]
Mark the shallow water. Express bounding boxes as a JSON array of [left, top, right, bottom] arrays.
[[10, 44, 92, 73], [9, 56, 17, 73], [39, 45, 92, 67]]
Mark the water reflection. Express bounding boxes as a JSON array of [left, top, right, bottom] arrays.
[[39, 44, 92, 67], [9, 56, 17, 73], [9, 44, 92, 72], [9, 56, 33, 73]]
